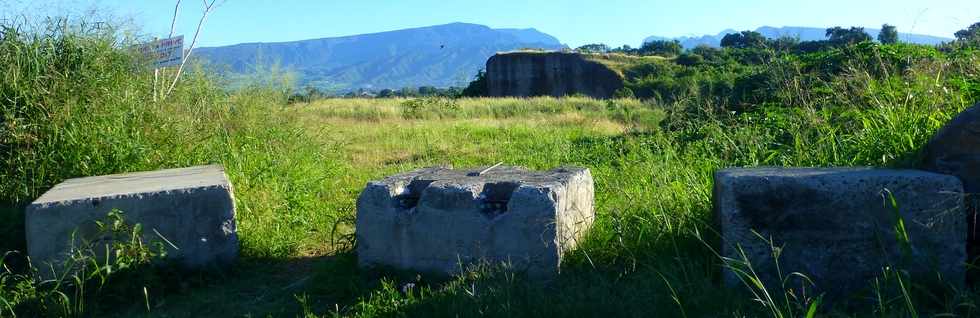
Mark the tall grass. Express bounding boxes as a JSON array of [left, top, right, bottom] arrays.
[[0, 17, 337, 316], [302, 97, 664, 131]]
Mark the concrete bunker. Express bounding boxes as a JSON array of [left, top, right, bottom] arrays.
[[486, 51, 625, 99]]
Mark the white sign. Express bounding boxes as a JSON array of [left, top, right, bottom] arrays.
[[138, 35, 184, 68]]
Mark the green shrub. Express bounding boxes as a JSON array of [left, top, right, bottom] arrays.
[[605, 99, 664, 131], [674, 53, 704, 66], [612, 87, 635, 99], [618, 40, 979, 112], [400, 97, 461, 119]]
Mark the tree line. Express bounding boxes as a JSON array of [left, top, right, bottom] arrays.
[[572, 23, 980, 57]]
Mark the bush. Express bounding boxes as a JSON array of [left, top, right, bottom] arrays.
[[674, 53, 704, 66], [638, 40, 682, 57], [612, 87, 635, 99], [400, 97, 461, 119]]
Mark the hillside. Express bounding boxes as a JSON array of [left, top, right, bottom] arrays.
[[195, 23, 564, 92], [644, 26, 952, 49]]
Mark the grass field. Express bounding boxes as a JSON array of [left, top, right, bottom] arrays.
[[3, 18, 980, 317], [99, 96, 737, 317], [5, 94, 978, 317], [89, 95, 971, 317]]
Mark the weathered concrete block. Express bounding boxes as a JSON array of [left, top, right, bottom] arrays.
[[920, 102, 980, 260], [356, 166, 594, 277], [26, 165, 238, 274], [715, 167, 965, 298]]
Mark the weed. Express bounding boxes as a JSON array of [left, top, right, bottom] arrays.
[[0, 210, 165, 316]]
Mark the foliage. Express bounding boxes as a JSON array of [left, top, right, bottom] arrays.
[[603, 99, 664, 131], [400, 97, 461, 119], [461, 69, 488, 97], [288, 85, 327, 103], [954, 22, 980, 41], [616, 33, 972, 113], [612, 87, 636, 99], [953, 22, 980, 49], [0, 18, 153, 202], [690, 45, 724, 63], [639, 40, 683, 57], [769, 36, 800, 52], [674, 53, 704, 66], [721, 31, 768, 49], [826, 26, 873, 46], [575, 43, 610, 54], [879, 24, 899, 44], [609, 44, 636, 55]]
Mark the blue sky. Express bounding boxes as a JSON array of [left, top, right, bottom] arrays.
[[5, 0, 979, 48]]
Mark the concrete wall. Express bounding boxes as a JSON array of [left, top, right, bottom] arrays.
[[486, 52, 624, 99]]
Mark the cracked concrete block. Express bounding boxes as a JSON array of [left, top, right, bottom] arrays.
[[26, 165, 238, 275], [714, 167, 965, 298], [356, 166, 594, 277]]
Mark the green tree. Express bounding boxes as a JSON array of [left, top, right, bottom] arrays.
[[826, 26, 872, 46], [638, 40, 682, 57], [955, 22, 980, 42], [674, 53, 704, 66], [878, 24, 899, 44], [576, 43, 610, 53], [610, 44, 638, 55], [690, 45, 723, 62], [418, 86, 438, 96], [720, 31, 768, 49], [462, 70, 488, 97], [769, 36, 800, 52]]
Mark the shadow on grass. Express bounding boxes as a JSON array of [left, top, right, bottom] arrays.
[[37, 236, 980, 317], [103, 244, 729, 317], [0, 203, 26, 254], [0, 202, 28, 276], [97, 254, 343, 317]]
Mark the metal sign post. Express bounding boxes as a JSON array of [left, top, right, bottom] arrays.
[[137, 35, 184, 101], [137, 35, 185, 68]]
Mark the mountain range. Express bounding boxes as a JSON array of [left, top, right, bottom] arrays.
[[194, 22, 563, 92], [196, 24, 956, 92], [644, 26, 953, 49]]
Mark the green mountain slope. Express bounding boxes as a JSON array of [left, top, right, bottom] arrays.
[[195, 23, 564, 92]]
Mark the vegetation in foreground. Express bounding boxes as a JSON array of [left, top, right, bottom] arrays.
[[2, 17, 980, 317]]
